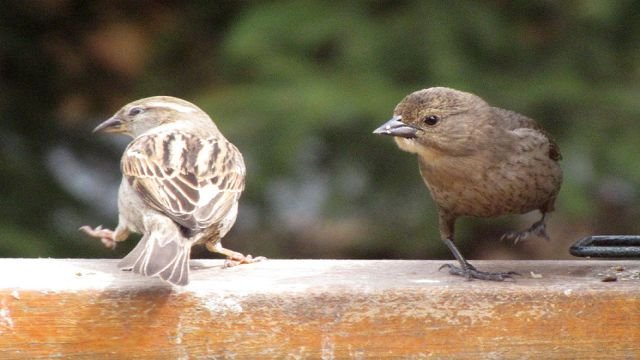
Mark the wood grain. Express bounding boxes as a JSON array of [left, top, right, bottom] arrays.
[[0, 259, 638, 359]]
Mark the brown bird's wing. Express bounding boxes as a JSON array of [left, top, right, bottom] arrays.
[[121, 131, 245, 236], [492, 107, 562, 161]]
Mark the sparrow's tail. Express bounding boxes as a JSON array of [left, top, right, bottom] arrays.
[[118, 233, 191, 286]]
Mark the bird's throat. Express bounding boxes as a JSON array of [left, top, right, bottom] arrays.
[[394, 137, 420, 154], [395, 137, 444, 164]]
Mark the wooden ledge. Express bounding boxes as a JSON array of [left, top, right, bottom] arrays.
[[0, 259, 639, 358]]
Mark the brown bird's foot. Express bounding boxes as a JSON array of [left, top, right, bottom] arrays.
[[500, 216, 549, 244], [206, 241, 266, 268], [78, 225, 117, 249], [439, 263, 520, 281], [441, 237, 520, 281]]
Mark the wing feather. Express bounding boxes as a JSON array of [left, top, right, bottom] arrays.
[[121, 131, 245, 236], [493, 107, 562, 161]]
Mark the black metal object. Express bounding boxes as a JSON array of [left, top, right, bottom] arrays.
[[570, 235, 640, 258]]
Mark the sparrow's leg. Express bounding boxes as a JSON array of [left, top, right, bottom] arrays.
[[205, 240, 266, 268], [79, 224, 129, 249], [437, 212, 519, 281], [500, 212, 549, 244]]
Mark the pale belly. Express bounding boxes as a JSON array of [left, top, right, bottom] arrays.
[[117, 178, 147, 234]]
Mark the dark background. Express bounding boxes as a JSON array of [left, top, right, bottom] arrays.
[[2, 1, 639, 262]]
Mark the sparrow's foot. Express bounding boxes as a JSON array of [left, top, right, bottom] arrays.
[[206, 241, 266, 268], [439, 263, 520, 281], [79, 225, 117, 249], [223, 254, 268, 268], [500, 217, 549, 244]]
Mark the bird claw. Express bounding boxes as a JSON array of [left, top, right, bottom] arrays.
[[100, 238, 117, 250], [439, 263, 520, 281], [500, 230, 530, 244], [78, 225, 117, 249], [223, 254, 267, 268], [500, 219, 549, 244]]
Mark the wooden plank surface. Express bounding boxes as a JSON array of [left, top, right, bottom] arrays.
[[0, 259, 638, 359]]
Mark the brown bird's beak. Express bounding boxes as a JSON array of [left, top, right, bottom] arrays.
[[93, 116, 125, 134], [373, 115, 419, 139]]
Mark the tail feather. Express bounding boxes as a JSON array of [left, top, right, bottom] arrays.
[[118, 233, 191, 286], [118, 235, 148, 270], [159, 247, 191, 286]]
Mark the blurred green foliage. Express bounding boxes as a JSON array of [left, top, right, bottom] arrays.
[[1, 1, 639, 261]]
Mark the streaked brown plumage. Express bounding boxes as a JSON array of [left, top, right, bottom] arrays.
[[374, 87, 562, 281], [80, 96, 263, 285]]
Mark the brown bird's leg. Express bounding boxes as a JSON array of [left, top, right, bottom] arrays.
[[205, 240, 266, 268], [79, 224, 129, 249], [500, 212, 549, 244], [437, 212, 519, 281]]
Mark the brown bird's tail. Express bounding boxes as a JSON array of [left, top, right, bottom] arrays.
[[118, 233, 191, 286]]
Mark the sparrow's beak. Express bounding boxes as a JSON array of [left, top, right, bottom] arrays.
[[93, 116, 125, 134], [373, 115, 419, 139]]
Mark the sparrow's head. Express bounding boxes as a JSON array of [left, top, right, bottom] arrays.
[[373, 87, 493, 156], [94, 96, 216, 137]]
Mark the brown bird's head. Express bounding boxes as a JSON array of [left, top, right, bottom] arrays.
[[94, 96, 219, 138], [374, 87, 497, 157]]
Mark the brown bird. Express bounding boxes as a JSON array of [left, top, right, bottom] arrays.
[[374, 87, 562, 281], [80, 96, 263, 285]]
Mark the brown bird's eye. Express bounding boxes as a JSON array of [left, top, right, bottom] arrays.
[[423, 115, 439, 126], [128, 107, 144, 116]]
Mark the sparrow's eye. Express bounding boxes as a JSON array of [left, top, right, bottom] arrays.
[[128, 107, 145, 116], [423, 115, 439, 126]]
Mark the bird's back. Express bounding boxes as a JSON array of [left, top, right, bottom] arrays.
[[121, 125, 246, 241]]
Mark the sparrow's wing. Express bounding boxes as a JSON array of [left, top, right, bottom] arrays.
[[121, 131, 246, 235]]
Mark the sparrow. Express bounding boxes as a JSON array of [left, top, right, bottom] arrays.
[[374, 87, 562, 281], [80, 96, 263, 285]]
